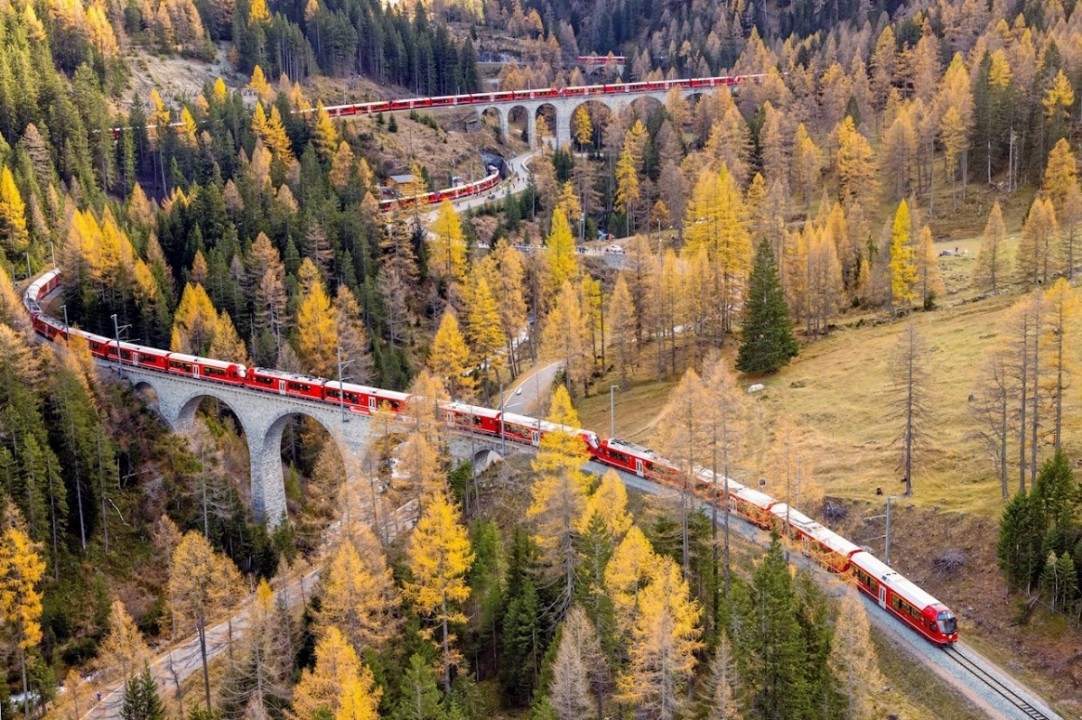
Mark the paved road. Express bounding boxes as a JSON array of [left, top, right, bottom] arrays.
[[503, 360, 563, 416], [82, 571, 320, 719]]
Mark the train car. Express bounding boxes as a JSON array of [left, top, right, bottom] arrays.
[[595, 438, 679, 484], [322, 380, 372, 414], [692, 468, 747, 502], [32, 314, 67, 341], [164, 353, 247, 383], [729, 485, 777, 528], [442, 402, 503, 435], [769, 504, 862, 573], [100, 341, 172, 372], [246, 367, 325, 400], [849, 551, 958, 644], [500, 411, 599, 452], [370, 388, 410, 413]]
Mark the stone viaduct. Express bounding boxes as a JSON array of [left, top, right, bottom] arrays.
[[104, 362, 514, 526], [482, 87, 687, 148]]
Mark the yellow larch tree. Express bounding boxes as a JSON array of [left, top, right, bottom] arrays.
[[545, 207, 579, 298], [263, 106, 295, 165], [556, 181, 582, 230], [682, 165, 751, 340], [483, 240, 528, 376], [806, 225, 844, 335], [171, 282, 219, 355], [313, 101, 340, 161], [335, 672, 382, 720], [178, 107, 198, 147], [655, 367, 708, 574], [573, 105, 593, 147], [1043, 69, 1074, 131], [316, 538, 400, 656], [405, 490, 474, 694], [428, 310, 475, 400], [0, 166, 29, 253], [168, 531, 244, 709], [614, 145, 640, 235], [888, 200, 917, 312], [604, 523, 657, 643], [541, 280, 591, 397], [213, 77, 228, 100], [251, 102, 268, 139], [834, 116, 877, 207], [208, 310, 249, 363], [914, 225, 943, 308], [1016, 196, 1060, 286], [763, 416, 824, 515], [0, 526, 45, 713], [577, 469, 632, 538], [977, 201, 1007, 293], [295, 258, 339, 377], [248, 65, 273, 102], [828, 588, 886, 720], [607, 273, 636, 388], [330, 141, 356, 190], [248, 0, 270, 24], [428, 200, 467, 287], [617, 555, 702, 720], [790, 123, 822, 204], [465, 269, 506, 389], [528, 385, 591, 615], [1042, 138, 1077, 211], [97, 599, 151, 683], [396, 430, 444, 508], [291, 627, 380, 719]]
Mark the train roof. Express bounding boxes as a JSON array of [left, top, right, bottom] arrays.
[[850, 551, 941, 610], [444, 401, 501, 419], [693, 468, 748, 494], [251, 367, 323, 382], [770, 504, 862, 556], [605, 438, 659, 461], [370, 387, 410, 401], [501, 411, 593, 438], [733, 485, 777, 510], [169, 353, 244, 369]]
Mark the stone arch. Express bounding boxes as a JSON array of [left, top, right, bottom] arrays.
[[567, 99, 616, 152], [534, 102, 558, 147], [507, 104, 530, 143]]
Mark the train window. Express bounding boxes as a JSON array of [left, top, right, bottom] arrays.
[[388, 401, 401, 411], [287, 382, 311, 393], [254, 376, 274, 385], [204, 367, 225, 377]]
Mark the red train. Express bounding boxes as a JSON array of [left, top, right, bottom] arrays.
[[109, 74, 765, 139], [379, 170, 500, 212], [23, 267, 956, 646]]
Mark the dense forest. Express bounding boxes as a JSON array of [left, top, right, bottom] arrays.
[[0, 0, 1081, 715]]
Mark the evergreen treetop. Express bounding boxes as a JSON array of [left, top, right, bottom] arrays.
[[737, 240, 798, 375]]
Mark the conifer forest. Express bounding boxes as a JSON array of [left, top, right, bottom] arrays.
[[2, 0, 1082, 718]]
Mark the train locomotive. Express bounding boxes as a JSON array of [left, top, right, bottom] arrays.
[[24, 268, 957, 646]]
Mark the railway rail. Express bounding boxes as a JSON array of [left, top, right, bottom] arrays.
[[942, 645, 1053, 720]]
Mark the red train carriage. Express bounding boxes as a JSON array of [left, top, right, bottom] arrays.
[[499, 411, 599, 452], [369, 388, 410, 413], [164, 353, 246, 383], [443, 402, 503, 435], [849, 551, 958, 644], [769, 505, 862, 573], [101, 341, 172, 372], [32, 314, 67, 341], [323, 380, 375, 414], [729, 486, 777, 528], [246, 367, 325, 400], [595, 438, 679, 485]]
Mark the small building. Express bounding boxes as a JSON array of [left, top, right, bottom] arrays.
[[384, 173, 423, 198]]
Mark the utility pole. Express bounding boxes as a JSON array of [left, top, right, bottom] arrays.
[[336, 346, 354, 424], [61, 304, 69, 336], [499, 382, 506, 455], [110, 314, 129, 377], [885, 495, 894, 566], [610, 385, 620, 438]]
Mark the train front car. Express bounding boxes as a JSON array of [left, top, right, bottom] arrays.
[[849, 551, 959, 644]]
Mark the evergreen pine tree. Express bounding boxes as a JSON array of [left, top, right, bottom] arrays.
[[737, 240, 798, 374], [121, 666, 165, 720]]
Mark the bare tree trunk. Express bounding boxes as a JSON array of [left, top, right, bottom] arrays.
[[1030, 299, 1041, 485]]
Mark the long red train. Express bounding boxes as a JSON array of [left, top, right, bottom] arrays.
[[23, 268, 957, 646], [379, 170, 500, 212]]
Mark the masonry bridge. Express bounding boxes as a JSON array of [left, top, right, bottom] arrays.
[[106, 363, 514, 526], [317, 74, 763, 149]]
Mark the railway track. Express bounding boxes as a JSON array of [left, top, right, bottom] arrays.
[[942, 644, 1053, 720]]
